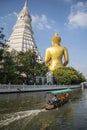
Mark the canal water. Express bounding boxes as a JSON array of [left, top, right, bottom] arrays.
[[0, 88, 87, 130]]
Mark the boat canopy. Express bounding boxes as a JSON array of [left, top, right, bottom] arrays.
[[48, 88, 72, 95]]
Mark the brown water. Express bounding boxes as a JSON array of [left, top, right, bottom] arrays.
[[0, 88, 87, 130]]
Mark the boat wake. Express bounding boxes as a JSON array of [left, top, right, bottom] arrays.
[[0, 109, 46, 128]]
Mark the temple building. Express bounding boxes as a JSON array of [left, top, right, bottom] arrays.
[[6, 0, 43, 62]]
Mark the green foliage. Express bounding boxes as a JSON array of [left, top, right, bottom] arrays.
[[53, 67, 86, 85], [0, 27, 6, 61], [0, 49, 4, 61], [35, 62, 48, 76], [0, 27, 6, 46], [17, 50, 38, 83], [16, 49, 48, 84], [2, 51, 17, 84], [0, 45, 48, 84]]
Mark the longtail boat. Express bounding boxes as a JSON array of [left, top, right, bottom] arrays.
[[45, 88, 72, 110]]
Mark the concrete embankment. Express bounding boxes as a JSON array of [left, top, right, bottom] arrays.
[[0, 84, 81, 94]]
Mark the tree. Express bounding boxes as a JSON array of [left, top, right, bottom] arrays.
[[0, 27, 6, 46], [35, 62, 48, 76], [53, 67, 86, 85], [17, 49, 39, 84], [0, 27, 6, 83], [0, 27, 6, 61], [3, 51, 17, 84]]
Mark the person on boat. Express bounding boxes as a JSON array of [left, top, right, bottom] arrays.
[[64, 93, 70, 101], [52, 95, 57, 102], [65, 93, 70, 98], [51, 95, 59, 107], [46, 95, 57, 105], [58, 95, 65, 101]]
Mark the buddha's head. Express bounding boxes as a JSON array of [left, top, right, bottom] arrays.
[[52, 33, 61, 45]]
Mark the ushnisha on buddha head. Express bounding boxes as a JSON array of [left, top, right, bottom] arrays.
[[52, 33, 61, 45]]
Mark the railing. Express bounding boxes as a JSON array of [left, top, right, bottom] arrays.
[[0, 84, 80, 93]]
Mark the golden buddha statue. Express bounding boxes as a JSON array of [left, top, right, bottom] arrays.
[[44, 33, 69, 72]]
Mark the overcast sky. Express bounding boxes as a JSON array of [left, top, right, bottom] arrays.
[[0, 0, 87, 78]]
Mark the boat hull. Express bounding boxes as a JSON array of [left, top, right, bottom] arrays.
[[45, 98, 69, 110]]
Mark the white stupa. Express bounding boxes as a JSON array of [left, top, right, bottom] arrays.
[[6, 0, 43, 62]]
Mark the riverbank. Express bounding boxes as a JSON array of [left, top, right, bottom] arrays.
[[0, 84, 80, 94]]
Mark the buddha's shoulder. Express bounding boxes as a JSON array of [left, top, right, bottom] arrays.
[[46, 46, 52, 50], [60, 46, 67, 50]]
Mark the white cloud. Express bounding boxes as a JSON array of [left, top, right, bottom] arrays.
[[31, 14, 55, 30], [67, 2, 87, 28], [0, 12, 17, 26], [0, 13, 55, 31], [0, 12, 17, 20], [13, 12, 18, 17]]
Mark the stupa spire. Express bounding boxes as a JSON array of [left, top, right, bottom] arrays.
[[24, 0, 28, 7], [6, 0, 43, 63]]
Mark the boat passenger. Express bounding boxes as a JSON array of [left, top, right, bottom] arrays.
[[52, 95, 57, 102], [58, 95, 65, 101], [51, 95, 59, 107], [64, 93, 70, 98]]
